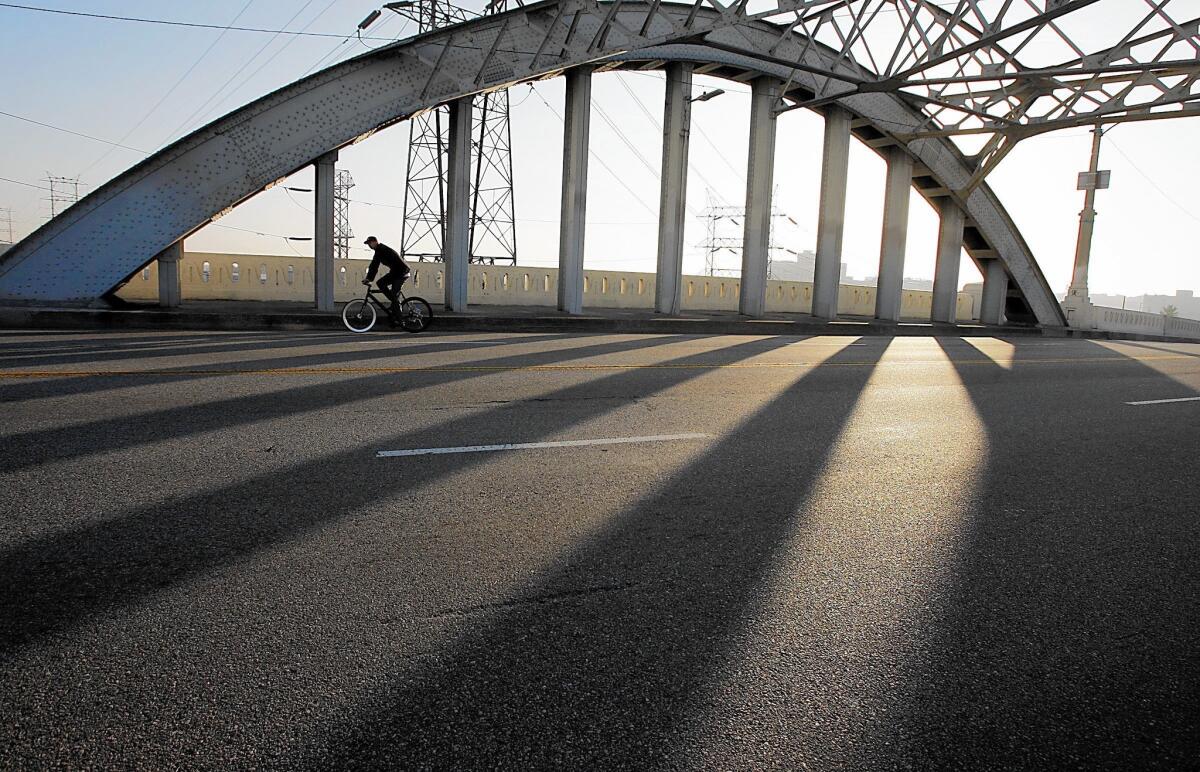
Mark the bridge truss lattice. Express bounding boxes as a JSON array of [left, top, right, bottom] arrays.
[[3, 0, 1198, 318]]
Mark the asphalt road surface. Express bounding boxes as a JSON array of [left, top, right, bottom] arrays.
[[1, 329, 1197, 770]]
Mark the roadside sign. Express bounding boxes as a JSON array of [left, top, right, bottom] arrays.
[[1077, 170, 1111, 190]]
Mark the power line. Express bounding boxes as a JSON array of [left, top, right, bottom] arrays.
[[529, 84, 658, 218], [0, 2, 396, 40], [76, 0, 258, 180], [352, 194, 652, 225], [1107, 137, 1200, 224], [198, 0, 345, 128], [158, 0, 322, 146], [0, 175, 53, 192], [0, 110, 148, 152], [611, 72, 740, 206]]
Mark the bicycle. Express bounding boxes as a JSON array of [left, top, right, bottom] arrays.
[[342, 282, 433, 333]]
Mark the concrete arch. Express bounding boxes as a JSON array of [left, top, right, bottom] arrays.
[[0, 0, 1065, 325]]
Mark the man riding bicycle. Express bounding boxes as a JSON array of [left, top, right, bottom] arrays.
[[362, 236, 411, 319]]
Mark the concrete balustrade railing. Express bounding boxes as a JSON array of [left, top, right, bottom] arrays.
[[1091, 304, 1200, 340], [1165, 315, 1200, 339], [119, 252, 976, 321]]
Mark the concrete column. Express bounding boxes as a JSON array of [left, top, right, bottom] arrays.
[[930, 201, 965, 323], [874, 145, 913, 321], [980, 259, 1008, 325], [655, 62, 693, 315], [444, 97, 473, 312], [313, 150, 338, 312], [558, 67, 592, 314], [812, 106, 851, 320], [155, 241, 182, 308], [739, 77, 779, 318]]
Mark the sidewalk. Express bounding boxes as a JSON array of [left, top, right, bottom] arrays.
[[2, 299, 1179, 341]]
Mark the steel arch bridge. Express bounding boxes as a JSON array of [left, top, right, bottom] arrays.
[[1, 0, 1197, 326]]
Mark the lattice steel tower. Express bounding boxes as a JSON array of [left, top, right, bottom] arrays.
[[391, 0, 518, 265], [44, 176, 82, 219], [334, 169, 355, 261], [699, 190, 794, 279], [0, 208, 13, 245]]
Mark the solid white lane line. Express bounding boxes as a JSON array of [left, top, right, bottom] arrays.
[[377, 433, 711, 458], [1125, 396, 1200, 406]]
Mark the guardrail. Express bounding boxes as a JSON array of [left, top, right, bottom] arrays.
[[119, 252, 976, 321], [1093, 305, 1200, 341]]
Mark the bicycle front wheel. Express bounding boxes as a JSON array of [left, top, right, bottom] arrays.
[[399, 297, 433, 333], [342, 299, 377, 333]]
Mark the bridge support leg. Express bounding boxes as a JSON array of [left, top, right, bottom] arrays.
[[740, 77, 779, 318], [445, 96, 473, 312], [156, 241, 182, 308], [875, 146, 912, 322], [980, 259, 1008, 325], [931, 201, 965, 323], [655, 62, 692, 315], [313, 151, 338, 313], [812, 106, 850, 321], [558, 67, 592, 314]]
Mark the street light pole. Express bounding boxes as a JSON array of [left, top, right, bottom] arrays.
[[1064, 125, 1107, 328]]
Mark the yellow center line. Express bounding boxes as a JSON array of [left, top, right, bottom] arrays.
[[0, 354, 1192, 379]]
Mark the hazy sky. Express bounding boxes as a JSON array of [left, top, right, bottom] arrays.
[[2, 0, 1198, 297]]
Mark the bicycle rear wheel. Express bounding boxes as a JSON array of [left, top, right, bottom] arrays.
[[399, 297, 433, 333], [342, 299, 377, 333]]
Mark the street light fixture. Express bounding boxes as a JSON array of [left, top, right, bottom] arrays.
[[689, 89, 725, 103], [358, 9, 382, 30]]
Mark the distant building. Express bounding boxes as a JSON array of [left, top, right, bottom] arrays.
[[1080, 289, 1199, 319], [1091, 293, 1128, 308], [768, 249, 816, 282], [1129, 289, 1199, 318]]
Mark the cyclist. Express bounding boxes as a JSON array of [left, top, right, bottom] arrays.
[[362, 236, 411, 320]]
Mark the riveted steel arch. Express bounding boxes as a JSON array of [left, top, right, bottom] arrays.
[[8, 0, 1192, 322]]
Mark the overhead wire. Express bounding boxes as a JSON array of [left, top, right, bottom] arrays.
[[528, 84, 658, 218], [1107, 136, 1200, 224], [0, 110, 148, 153], [611, 72, 742, 206], [76, 0, 259, 180], [197, 0, 347, 124], [302, 11, 407, 77], [156, 0, 323, 147], [351, 192, 654, 224], [0, 176, 53, 192], [0, 2, 396, 39]]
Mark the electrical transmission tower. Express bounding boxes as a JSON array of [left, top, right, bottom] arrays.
[[391, 0, 518, 265], [0, 208, 13, 245], [698, 190, 796, 279], [45, 176, 82, 219], [334, 169, 355, 261]]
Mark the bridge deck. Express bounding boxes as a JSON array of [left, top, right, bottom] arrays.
[[2, 331, 1198, 767]]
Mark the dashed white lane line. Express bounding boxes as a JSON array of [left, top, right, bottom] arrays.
[[1125, 396, 1200, 406], [377, 433, 711, 458]]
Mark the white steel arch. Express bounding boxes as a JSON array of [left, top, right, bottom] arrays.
[[3, 1, 1196, 322]]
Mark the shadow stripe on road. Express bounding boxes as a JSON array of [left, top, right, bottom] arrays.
[[0, 334, 799, 659], [0, 352, 1193, 379]]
